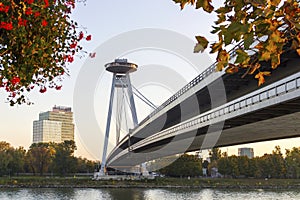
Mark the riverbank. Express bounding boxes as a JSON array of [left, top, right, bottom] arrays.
[[1, 176, 300, 189]]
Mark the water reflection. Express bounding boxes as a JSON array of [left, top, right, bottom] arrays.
[[104, 188, 145, 200], [0, 188, 300, 200]]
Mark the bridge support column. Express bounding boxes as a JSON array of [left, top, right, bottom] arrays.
[[99, 75, 116, 176], [98, 59, 139, 176]]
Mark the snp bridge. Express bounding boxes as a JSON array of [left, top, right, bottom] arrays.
[[106, 46, 300, 169]]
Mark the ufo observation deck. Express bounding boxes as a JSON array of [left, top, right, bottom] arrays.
[[105, 59, 138, 74]]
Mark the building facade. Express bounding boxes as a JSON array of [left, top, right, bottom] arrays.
[[33, 106, 74, 143], [238, 147, 254, 158]]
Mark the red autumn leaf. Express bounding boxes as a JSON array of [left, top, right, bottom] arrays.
[[11, 77, 20, 85], [39, 87, 47, 93], [18, 18, 27, 26], [86, 35, 91, 41], [0, 22, 13, 30], [25, 0, 34, 4], [43, 0, 49, 8], [67, 55, 74, 63], [34, 12, 41, 17], [55, 85, 62, 90], [79, 32, 84, 40], [25, 8, 32, 15], [70, 42, 77, 48], [0, 4, 9, 13], [41, 19, 48, 27]]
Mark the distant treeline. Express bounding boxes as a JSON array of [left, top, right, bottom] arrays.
[[0, 141, 98, 176], [1, 141, 300, 179], [157, 146, 300, 179]]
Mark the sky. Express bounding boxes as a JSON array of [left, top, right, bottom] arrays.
[[1, 0, 300, 161]]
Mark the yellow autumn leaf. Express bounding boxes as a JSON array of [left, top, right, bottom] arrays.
[[255, 71, 271, 86], [266, 41, 277, 52], [270, 31, 285, 43], [225, 64, 239, 74], [194, 36, 208, 53], [216, 61, 225, 71], [255, 42, 264, 50], [268, 0, 281, 7], [196, 0, 214, 13], [210, 41, 222, 53], [216, 49, 229, 71], [173, 0, 195, 9], [260, 50, 271, 61], [297, 49, 300, 56], [271, 54, 281, 69], [218, 49, 229, 62]]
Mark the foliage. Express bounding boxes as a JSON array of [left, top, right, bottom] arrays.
[[51, 140, 77, 175], [159, 154, 202, 177], [0, 140, 98, 176], [27, 142, 54, 175], [285, 147, 300, 178], [173, 0, 300, 86], [209, 147, 222, 162], [0, 141, 13, 176], [0, 0, 91, 105], [76, 157, 96, 173], [215, 146, 289, 178]]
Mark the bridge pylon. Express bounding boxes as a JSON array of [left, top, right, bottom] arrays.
[[97, 58, 139, 176]]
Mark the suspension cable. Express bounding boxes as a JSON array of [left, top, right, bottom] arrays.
[[132, 85, 157, 109]]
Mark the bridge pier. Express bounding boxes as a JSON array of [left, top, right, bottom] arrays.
[[97, 59, 139, 176]]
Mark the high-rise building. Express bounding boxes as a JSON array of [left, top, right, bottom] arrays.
[[33, 106, 74, 143], [238, 147, 254, 158]]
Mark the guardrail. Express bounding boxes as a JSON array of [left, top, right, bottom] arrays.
[[146, 42, 243, 119], [130, 72, 300, 150]]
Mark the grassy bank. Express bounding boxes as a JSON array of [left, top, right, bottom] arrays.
[[1, 176, 300, 189]]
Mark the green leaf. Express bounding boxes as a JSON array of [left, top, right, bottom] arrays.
[[211, 25, 222, 34], [244, 32, 254, 49], [235, 49, 250, 64], [223, 31, 233, 46], [294, 23, 300, 31], [216, 13, 226, 24]]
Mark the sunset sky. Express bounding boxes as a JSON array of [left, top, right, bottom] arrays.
[[1, 0, 299, 161]]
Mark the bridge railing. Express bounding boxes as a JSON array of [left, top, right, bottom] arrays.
[[136, 42, 244, 128], [130, 72, 300, 150]]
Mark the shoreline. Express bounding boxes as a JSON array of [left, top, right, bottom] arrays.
[[1, 177, 300, 189]]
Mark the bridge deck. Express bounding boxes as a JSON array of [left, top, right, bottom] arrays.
[[108, 70, 300, 167]]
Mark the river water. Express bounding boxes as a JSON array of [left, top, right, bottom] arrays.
[[0, 188, 300, 200]]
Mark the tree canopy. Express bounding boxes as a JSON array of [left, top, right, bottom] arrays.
[[0, 0, 90, 105], [173, 0, 300, 86], [0, 140, 97, 176]]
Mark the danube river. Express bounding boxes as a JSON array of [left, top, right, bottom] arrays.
[[0, 188, 300, 200]]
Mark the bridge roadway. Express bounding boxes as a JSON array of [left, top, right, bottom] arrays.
[[106, 47, 300, 168]]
